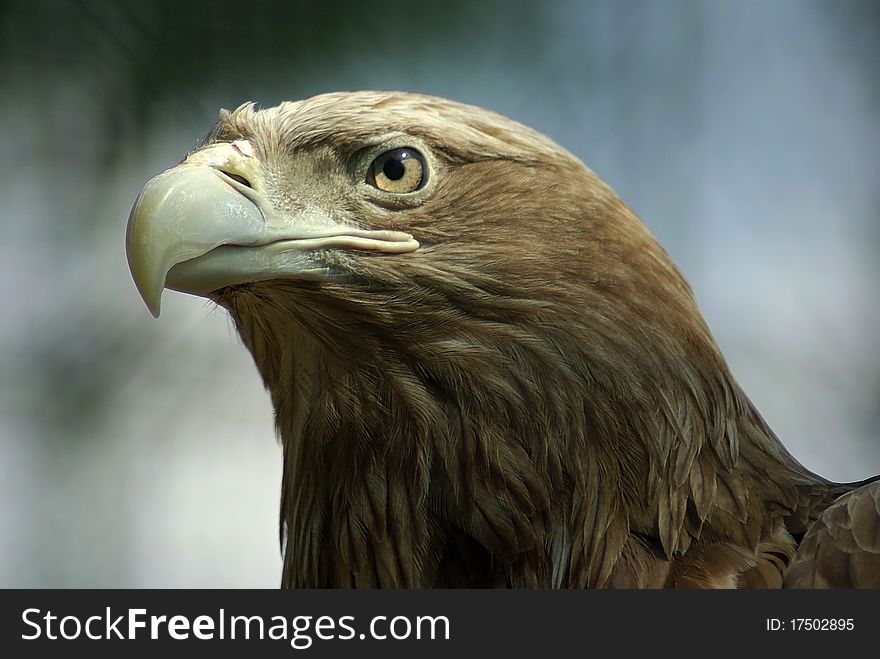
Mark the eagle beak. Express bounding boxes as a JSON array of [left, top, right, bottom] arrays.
[[126, 140, 419, 317], [126, 159, 262, 317]]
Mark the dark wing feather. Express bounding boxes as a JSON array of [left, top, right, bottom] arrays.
[[784, 480, 880, 588]]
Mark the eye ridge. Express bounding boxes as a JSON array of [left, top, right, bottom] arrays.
[[367, 147, 426, 193]]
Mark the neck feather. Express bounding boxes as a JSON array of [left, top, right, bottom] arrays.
[[219, 277, 825, 587]]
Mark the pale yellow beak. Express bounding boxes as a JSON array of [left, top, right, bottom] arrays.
[[126, 140, 420, 317]]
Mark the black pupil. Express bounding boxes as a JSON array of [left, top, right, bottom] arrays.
[[382, 155, 406, 181]]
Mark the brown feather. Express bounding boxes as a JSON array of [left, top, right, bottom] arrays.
[[183, 91, 880, 588], [784, 481, 880, 588]]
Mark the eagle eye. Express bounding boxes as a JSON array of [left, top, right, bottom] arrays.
[[367, 148, 425, 193]]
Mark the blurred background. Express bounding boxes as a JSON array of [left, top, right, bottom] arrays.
[[1, 0, 878, 587]]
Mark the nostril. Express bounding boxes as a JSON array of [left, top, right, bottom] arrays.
[[221, 171, 252, 188]]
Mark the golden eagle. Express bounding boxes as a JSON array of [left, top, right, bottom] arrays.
[[126, 92, 880, 588]]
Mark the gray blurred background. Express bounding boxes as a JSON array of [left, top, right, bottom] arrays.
[[1, 0, 878, 587]]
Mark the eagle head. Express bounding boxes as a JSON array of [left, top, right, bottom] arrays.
[[126, 92, 848, 588]]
